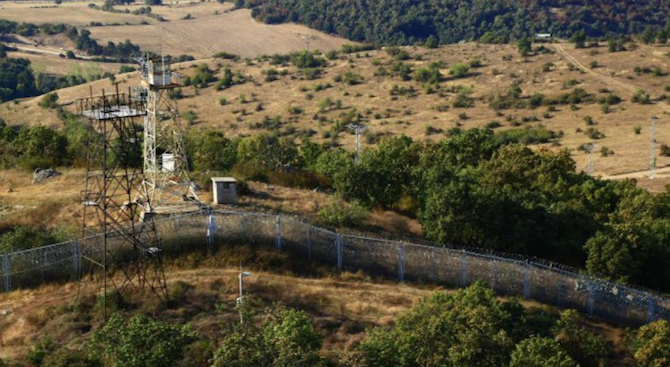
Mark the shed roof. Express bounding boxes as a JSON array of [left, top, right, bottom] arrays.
[[211, 177, 237, 183]]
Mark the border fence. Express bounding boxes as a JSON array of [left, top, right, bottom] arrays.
[[2, 210, 669, 326]]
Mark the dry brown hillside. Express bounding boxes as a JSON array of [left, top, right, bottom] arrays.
[[2, 42, 670, 190]]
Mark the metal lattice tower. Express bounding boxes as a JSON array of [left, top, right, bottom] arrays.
[[347, 124, 367, 163], [78, 86, 168, 321], [587, 143, 596, 176], [650, 116, 658, 179], [135, 54, 201, 215]]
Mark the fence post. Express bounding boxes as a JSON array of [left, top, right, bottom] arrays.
[[492, 260, 498, 292], [431, 249, 437, 282], [336, 234, 343, 272], [72, 242, 80, 280], [307, 226, 312, 260], [206, 212, 216, 254], [2, 254, 10, 293], [587, 281, 595, 318], [275, 216, 282, 250], [648, 298, 656, 323], [460, 250, 467, 288], [523, 261, 531, 299], [398, 243, 405, 282]]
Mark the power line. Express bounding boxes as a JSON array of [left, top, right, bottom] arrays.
[[650, 116, 658, 179], [346, 124, 367, 163]]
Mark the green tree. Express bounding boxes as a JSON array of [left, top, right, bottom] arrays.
[[15, 125, 67, 167], [291, 50, 323, 69], [187, 130, 237, 171], [571, 29, 587, 48], [329, 135, 419, 208], [424, 35, 439, 48], [553, 310, 612, 367], [517, 37, 532, 57], [358, 283, 523, 367], [641, 26, 657, 45], [584, 184, 670, 289], [237, 134, 300, 171], [510, 337, 578, 367], [211, 305, 324, 367], [632, 320, 670, 367], [89, 314, 195, 367]]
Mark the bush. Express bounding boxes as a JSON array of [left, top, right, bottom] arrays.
[[318, 197, 368, 227], [585, 127, 605, 139], [553, 310, 612, 367], [358, 283, 522, 367], [631, 320, 670, 367], [661, 144, 670, 157], [510, 337, 578, 367], [0, 226, 58, 253], [89, 314, 195, 367], [38, 92, 59, 109], [449, 62, 470, 78], [211, 304, 324, 367], [632, 89, 651, 104], [496, 126, 556, 145]]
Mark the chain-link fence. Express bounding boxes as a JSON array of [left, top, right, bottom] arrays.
[[2, 210, 669, 326]]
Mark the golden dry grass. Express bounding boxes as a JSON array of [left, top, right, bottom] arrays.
[[0, 249, 626, 362], [88, 5, 354, 59], [0, 1, 152, 26], [2, 42, 670, 191], [8, 50, 127, 75], [0, 169, 83, 231], [0, 261, 434, 360]]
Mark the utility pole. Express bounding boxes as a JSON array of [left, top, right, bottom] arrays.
[[347, 124, 366, 163], [587, 143, 596, 176], [650, 116, 658, 179]]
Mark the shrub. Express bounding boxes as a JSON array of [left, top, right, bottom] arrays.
[[632, 320, 670, 367], [584, 116, 595, 126], [339, 72, 363, 85], [632, 89, 651, 104], [318, 197, 368, 227], [634, 126, 642, 135], [89, 314, 196, 367], [449, 62, 470, 78], [183, 110, 198, 125], [553, 310, 612, 367], [0, 226, 58, 253], [496, 125, 556, 145], [661, 144, 670, 157], [38, 92, 59, 109], [585, 127, 605, 139], [453, 92, 474, 108], [510, 337, 578, 367]]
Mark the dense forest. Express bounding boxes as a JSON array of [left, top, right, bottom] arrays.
[[241, 0, 670, 45]]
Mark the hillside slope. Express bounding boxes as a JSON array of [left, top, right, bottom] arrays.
[[3, 42, 670, 190]]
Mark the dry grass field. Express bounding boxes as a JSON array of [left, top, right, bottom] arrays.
[[3, 42, 670, 190], [87, 5, 353, 58], [8, 50, 126, 75], [0, 248, 624, 362], [0, 1, 151, 26]]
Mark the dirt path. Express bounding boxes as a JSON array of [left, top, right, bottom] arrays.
[[554, 43, 670, 114], [602, 165, 670, 180]]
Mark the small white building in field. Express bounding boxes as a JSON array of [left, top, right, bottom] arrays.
[[535, 33, 552, 40], [211, 177, 237, 205]]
